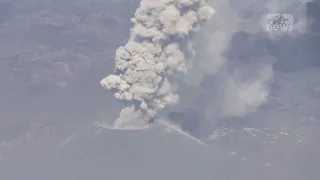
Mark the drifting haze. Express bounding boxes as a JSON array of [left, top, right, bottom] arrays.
[[173, 0, 311, 136], [100, 0, 311, 135]]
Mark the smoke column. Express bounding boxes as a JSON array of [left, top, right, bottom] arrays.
[[100, 0, 215, 129]]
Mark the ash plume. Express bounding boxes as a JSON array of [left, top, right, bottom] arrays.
[[100, 0, 215, 129]]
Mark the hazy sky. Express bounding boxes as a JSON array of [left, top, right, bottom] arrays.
[[0, 0, 319, 179]]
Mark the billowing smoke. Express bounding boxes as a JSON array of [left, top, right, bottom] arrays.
[[99, 0, 311, 137], [100, 0, 215, 129], [171, 0, 309, 133]]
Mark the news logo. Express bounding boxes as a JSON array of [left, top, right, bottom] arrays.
[[266, 13, 294, 32]]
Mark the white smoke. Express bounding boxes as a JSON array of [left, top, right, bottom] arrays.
[[100, 0, 215, 129], [99, 0, 310, 133], [179, 0, 309, 122]]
